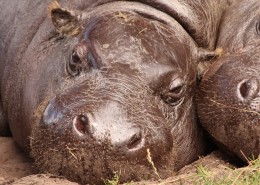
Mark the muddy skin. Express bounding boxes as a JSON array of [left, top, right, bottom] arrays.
[[196, 0, 260, 162], [0, 1, 224, 184]]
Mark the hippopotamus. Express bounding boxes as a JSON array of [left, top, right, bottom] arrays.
[[196, 0, 260, 162], [0, 0, 226, 184]]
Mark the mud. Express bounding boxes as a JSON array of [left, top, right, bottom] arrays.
[[0, 137, 233, 185]]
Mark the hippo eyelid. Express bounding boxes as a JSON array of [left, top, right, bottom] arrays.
[[169, 77, 186, 95], [169, 83, 184, 94], [160, 75, 186, 106], [163, 96, 184, 106]]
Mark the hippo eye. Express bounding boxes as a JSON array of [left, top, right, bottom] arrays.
[[161, 78, 185, 106], [256, 22, 260, 35], [67, 50, 81, 76]]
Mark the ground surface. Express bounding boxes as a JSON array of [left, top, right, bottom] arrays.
[[0, 136, 236, 185]]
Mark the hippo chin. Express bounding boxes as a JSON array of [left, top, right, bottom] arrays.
[[0, 0, 225, 184], [196, 0, 260, 162]]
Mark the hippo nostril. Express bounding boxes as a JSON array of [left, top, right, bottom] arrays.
[[73, 115, 91, 136], [237, 77, 259, 101], [127, 131, 143, 150]]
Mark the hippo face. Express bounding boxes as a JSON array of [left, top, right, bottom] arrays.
[[29, 3, 204, 184], [217, 0, 260, 52], [196, 49, 260, 161], [195, 0, 260, 163]]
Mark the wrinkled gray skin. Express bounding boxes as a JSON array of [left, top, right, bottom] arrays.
[[196, 0, 260, 162], [0, 0, 226, 184]]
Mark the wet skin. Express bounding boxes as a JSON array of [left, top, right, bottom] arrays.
[[196, 0, 260, 161], [0, 0, 225, 184]]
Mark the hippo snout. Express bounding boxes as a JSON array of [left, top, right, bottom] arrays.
[[71, 113, 146, 159], [40, 93, 173, 164]]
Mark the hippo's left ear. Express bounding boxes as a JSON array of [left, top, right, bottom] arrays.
[[48, 1, 81, 36]]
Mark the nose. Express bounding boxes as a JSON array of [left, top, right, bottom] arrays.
[[112, 128, 144, 153], [72, 115, 93, 137], [126, 130, 143, 150], [42, 98, 172, 163], [237, 77, 259, 102], [72, 114, 145, 157]]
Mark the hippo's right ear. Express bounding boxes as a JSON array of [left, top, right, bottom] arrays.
[[48, 1, 81, 36]]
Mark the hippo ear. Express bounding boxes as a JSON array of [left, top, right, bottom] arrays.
[[48, 1, 81, 36]]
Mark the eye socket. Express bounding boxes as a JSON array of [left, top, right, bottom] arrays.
[[256, 22, 260, 35], [161, 78, 185, 106]]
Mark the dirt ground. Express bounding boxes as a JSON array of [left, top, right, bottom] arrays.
[[0, 136, 236, 185]]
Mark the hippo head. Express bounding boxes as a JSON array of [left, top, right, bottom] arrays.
[[196, 49, 260, 162], [196, 0, 260, 163], [29, 2, 205, 184]]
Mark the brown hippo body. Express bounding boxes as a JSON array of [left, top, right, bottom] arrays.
[[196, 0, 260, 162], [0, 0, 226, 184]]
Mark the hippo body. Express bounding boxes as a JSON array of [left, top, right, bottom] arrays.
[[0, 0, 226, 184], [196, 0, 260, 161]]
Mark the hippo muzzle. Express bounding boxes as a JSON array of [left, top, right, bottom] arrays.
[[40, 76, 173, 162], [31, 73, 176, 183]]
